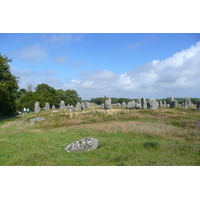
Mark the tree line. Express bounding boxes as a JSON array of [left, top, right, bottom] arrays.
[[0, 54, 81, 115]]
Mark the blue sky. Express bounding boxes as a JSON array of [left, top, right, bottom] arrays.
[[1, 33, 200, 99]]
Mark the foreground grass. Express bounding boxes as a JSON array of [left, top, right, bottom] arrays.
[[0, 107, 200, 166]]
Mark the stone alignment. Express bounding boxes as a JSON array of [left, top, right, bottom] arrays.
[[34, 102, 40, 113], [60, 101, 65, 109], [45, 103, 50, 111]]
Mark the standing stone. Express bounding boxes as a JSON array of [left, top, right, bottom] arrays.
[[126, 101, 135, 109], [104, 98, 112, 109], [184, 96, 193, 108], [34, 102, 40, 113], [159, 101, 163, 107], [60, 101, 65, 109], [170, 100, 179, 108], [169, 95, 178, 108], [196, 100, 200, 111], [121, 102, 126, 107], [45, 103, 50, 111], [163, 101, 166, 107], [76, 102, 81, 110], [116, 103, 121, 107], [141, 97, 147, 109], [81, 102, 85, 110], [147, 99, 158, 110], [64, 137, 101, 152], [135, 98, 141, 109], [52, 105, 56, 109], [85, 102, 90, 108]]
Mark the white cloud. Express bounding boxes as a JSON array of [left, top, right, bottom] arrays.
[[62, 41, 200, 99], [16, 43, 48, 61], [12, 41, 200, 100]]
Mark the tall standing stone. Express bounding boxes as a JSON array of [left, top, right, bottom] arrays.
[[163, 101, 166, 107], [147, 99, 158, 110], [76, 102, 81, 110], [196, 100, 200, 111], [159, 101, 163, 107], [184, 96, 193, 108], [34, 102, 40, 113], [104, 98, 112, 109], [81, 102, 85, 109], [85, 102, 90, 108], [141, 97, 147, 109], [60, 101, 65, 109], [45, 103, 50, 111]]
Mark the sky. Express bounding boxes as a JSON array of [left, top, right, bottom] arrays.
[[1, 33, 200, 100]]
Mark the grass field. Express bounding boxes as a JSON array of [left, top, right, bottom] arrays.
[[0, 106, 200, 166]]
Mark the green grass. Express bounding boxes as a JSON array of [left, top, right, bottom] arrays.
[[0, 107, 200, 166]]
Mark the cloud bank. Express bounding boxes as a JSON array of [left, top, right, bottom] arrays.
[[63, 41, 200, 99], [13, 41, 200, 100]]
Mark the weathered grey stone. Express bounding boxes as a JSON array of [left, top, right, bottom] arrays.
[[64, 137, 101, 152], [45, 103, 50, 111], [34, 102, 40, 113], [81, 102, 85, 109], [126, 100, 135, 109], [147, 99, 158, 110], [52, 105, 56, 109], [184, 96, 193, 108], [121, 102, 126, 107], [85, 102, 90, 108], [170, 100, 179, 108], [141, 97, 147, 109], [60, 101, 65, 109], [159, 101, 162, 107], [76, 102, 81, 110], [69, 106, 74, 112], [29, 117, 45, 122], [135, 102, 140, 109], [163, 101, 166, 107], [104, 98, 112, 109], [116, 103, 121, 107], [196, 100, 200, 111]]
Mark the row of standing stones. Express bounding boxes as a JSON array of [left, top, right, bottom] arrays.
[[34, 96, 200, 113]]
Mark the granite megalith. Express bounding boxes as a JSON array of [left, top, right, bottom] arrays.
[[60, 101, 65, 109], [104, 98, 112, 109], [45, 103, 50, 111], [147, 99, 158, 110], [34, 102, 40, 113], [64, 137, 101, 152], [184, 96, 193, 108]]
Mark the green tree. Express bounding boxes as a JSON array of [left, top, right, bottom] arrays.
[[34, 83, 61, 108], [0, 54, 19, 115]]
